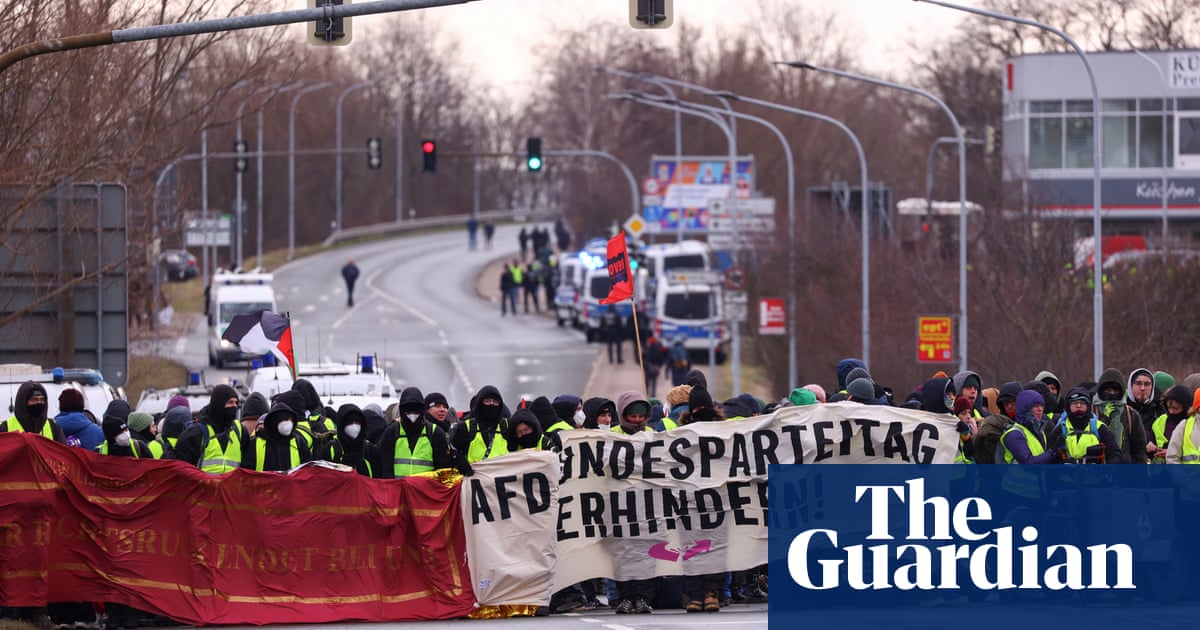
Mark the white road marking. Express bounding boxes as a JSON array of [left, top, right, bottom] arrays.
[[331, 294, 373, 331], [319, 294, 330, 302], [303, 304, 316, 312], [448, 353, 473, 393], [516, 374, 545, 383]]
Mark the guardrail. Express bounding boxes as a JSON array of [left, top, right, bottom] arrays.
[[322, 209, 561, 247]]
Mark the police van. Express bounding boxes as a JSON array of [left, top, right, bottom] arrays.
[[245, 355, 397, 412], [0, 364, 125, 419], [652, 270, 728, 362], [208, 271, 278, 368], [135, 371, 249, 416], [553, 254, 585, 328]]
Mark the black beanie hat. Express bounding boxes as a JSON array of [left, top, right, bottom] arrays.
[[688, 386, 713, 411], [58, 388, 86, 413]]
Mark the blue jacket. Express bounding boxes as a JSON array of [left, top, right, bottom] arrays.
[[56, 411, 104, 451]]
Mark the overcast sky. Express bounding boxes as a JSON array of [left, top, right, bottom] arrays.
[[424, 0, 973, 98]]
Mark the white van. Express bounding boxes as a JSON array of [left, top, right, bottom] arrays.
[[652, 276, 728, 361], [207, 271, 278, 368], [246, 356, 396, 411], [553, 254, 585, 328], [640, 241, 712, 316], [0, 364, 124, 419]]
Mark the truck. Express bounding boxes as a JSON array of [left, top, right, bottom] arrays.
[[207, 271, 278, 368]]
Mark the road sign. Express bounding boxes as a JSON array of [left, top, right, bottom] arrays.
[[708, 216, 775, 232], [759, 297, 785, 335], [623, 215, 647, 238], [726, 303, 748, 323], [709, 197, 775, 217], [723, 266, 746, 290], [185, 214, 232, 247], [916, 315, 954, 363]]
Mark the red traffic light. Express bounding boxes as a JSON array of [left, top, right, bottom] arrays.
[[422, 140, 435, 154]]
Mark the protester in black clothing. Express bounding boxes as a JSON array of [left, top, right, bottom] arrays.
[[642, 336, 667, 397], [315, 404, 381, 477], [518, 227, 529, 261], [242, 403, 312, 472], [483, 221, 495, 250], [378, 387, 456, 477], [602, 305, 623, 364], [342, 260, 360, 307]]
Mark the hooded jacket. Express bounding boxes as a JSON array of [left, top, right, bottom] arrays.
[[528, 396, 559, 432], [244, 402, 312, 472], [1034, 370, 1064, 414], [507, 409, 545, 451], [835, 358, 867, 391], [1000, 390, 1057, 464], [974, 383, 1022, 465], [379, 395, 455, 477], [1126, 367, 1164, 438], [919, 377, 955, 414], [2, 382, 64, 441], [614, 390, 651, 434], [581, 397, 616, 429], [683, 368, 708, 390], [1046, 386, 1123, 463], [292, 379, 325, 417], [56, 409, 104, 450], [450, 385, 508, 458], [721, 394, 761, 420], [361, 404, 388, 443], [314, 404, 381, 477], [1093, 367, 1148, 464], [174, 384, 243, 467]]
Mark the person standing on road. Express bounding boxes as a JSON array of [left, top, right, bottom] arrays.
[[316, 404, 382, 477], [378, 387, 455, 477], [500, 263, 518, 316], [55, 388, 103, 450], [642, 336, 667, 397], [451, 385, 511, 465], [523, 260, 542, 313], [668, 336, 690, 385], [467, 218, 479, 251], [611, 391, 657, 614], [342, 259, 360, 307], [0, 382, 64, 442], [174, 384, 245, 474], [518, 227, 530, 261], [483, 221, 495, 250], [243, 402, 312, 472], [601, 305, 623, 364]]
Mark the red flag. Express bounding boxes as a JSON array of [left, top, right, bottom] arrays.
[[599, 233, 634, 304]]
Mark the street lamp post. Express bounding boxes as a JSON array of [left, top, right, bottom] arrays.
[[1130, 50, 1170, 250], [638, 90, 799, 389], [914, 0, 1105, 378], [615, 91, 741, 395], [708, 91, 871, 368], [256, 82, 305, 268], [785, 61, 970, 374], [335, 79, 378, 233], [200, 79, 254, 285], [289, 81, 335, 261], [594, 66, 685, 242], [926, 136, 983, 216]]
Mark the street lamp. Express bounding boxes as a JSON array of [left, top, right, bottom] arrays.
[[703, 90, 872, 368], [594, 66, 686, 242], [614, 91, 741, 395], [335, 79, 379, 233], [236, 81, 302, 270], [289, 81, 335, 261], [1129, 49, 1171, 250], [783, 60, 971, 374], [913, 0, 1105, 379], [638, 90, 800, 390]]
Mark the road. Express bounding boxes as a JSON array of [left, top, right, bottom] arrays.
[[153, 225, 596, 408]]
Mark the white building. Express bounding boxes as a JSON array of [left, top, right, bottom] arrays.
[[1003, 50, 1200, 230]]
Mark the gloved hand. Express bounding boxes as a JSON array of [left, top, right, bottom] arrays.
[[955, 420, 971, 435], [1051, 447, 1068, 463], [456, 458, 474, 477], [1084, 444, 1104, 458]]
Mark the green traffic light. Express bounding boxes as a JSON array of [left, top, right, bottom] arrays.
[[528, 156, 543, 171]]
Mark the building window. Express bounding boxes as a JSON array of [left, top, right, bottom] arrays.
[[1138, 115, 1174, 167], [1178, 98, 1200, 111], [1030, 117, 1063, 169], [1065, 115, 1094, 168], [1103, 115, 1136, 167]]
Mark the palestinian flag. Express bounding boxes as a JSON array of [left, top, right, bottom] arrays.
[[221, 310, 296, 380]]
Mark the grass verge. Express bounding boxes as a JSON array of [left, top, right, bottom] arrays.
[[127, 355, 190, 407]]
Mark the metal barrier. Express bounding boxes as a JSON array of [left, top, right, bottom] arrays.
[[321, 209, 561, 247]]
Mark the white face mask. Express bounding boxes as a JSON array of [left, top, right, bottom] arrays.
[[344, 424, 362, 439], [404, 413, 421, 423], [277, 420, 295, 437], [115, 431, 131, 447], [573, 410, 586, 425]]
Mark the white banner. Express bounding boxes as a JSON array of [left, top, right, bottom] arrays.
[[461, 450, 560, 607], [461, 403, 959, 601]]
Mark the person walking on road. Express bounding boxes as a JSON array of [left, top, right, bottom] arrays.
[[602, 305, 623, 364], [523, 261, 542, 313], [500, 262, 519, 316], [342, 259, 360, 307], [467, 218, 479, 251]]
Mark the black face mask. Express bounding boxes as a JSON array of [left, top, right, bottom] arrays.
[[518, 433, 539, 449], [692, 408, 717, 423], [215, 404, 238, 423], [478, 403, 501, 422], [26, 404, 46, 418], [1068, 409, 1090, 422], [1098, 390, 1122, 402]]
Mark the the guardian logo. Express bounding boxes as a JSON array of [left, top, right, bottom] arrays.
[[786, 478, 1135, 591]]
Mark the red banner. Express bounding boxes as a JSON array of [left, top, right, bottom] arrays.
[[599, 233, 634, 305], [0, 433, 474, 625]]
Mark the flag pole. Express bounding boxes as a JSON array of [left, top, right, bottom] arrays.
[[631, 298, 648, 401]]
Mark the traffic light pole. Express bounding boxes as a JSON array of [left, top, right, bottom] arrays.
[[0, 0, 480, 76]]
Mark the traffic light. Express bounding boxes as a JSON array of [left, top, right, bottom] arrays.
[[366, 137, 382, 169], [234, 140, 248, 173], [526, 137, 543, 172], [421, 139, 437, 173], [629, 0, 673, 29], [308, 0, 352, 46]]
